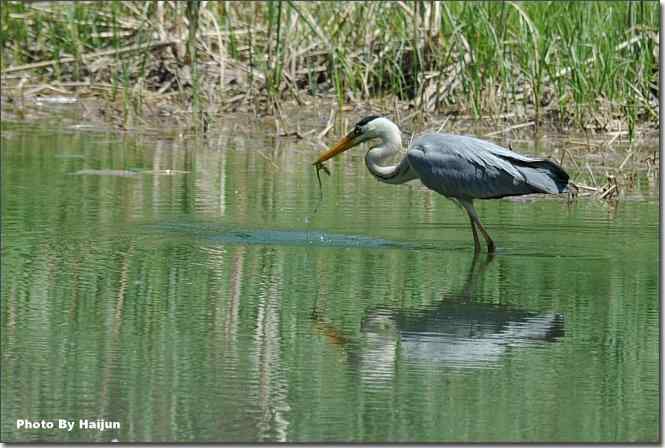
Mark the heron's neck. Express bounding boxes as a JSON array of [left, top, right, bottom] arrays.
[[365, 126, 413, 185]]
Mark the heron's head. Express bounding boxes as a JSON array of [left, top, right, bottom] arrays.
[[314, 115, 398, 164]]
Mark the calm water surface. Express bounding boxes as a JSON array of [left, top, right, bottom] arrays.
[[1, 120, 659, 442]]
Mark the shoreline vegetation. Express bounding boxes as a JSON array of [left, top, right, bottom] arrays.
[[1, 1, 659, 198]]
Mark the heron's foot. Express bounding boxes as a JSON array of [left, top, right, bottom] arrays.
[[487, 241, 496, 253]]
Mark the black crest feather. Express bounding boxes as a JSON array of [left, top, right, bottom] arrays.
[[355, 115, 381, 127]]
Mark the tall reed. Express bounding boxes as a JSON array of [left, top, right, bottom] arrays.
[[0, 1, 658, 130]]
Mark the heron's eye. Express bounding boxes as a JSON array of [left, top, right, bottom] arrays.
[[353, 127, 361, 136]]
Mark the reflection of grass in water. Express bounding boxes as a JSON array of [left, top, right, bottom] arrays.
[[1, 127, 659, 442], [1, 2, 658, 131]]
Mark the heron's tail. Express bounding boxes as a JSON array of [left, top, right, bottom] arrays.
[[514, 159, 570, 194]]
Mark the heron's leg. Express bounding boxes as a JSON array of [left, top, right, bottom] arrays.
[[460, 200, 496, 253], [467, 212, 481, 253], [459, 199, 481, 253], [475, 219, 496, 253]]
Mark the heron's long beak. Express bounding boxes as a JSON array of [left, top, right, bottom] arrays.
[[314, 133, 356, 165]]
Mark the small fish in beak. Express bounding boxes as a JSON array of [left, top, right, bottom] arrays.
[[313, 132, 358, 165]]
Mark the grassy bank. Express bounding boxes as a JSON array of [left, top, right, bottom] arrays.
[[0, 1, 659, 135]]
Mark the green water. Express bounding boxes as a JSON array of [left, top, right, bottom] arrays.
[[1, 120, 659, 443]]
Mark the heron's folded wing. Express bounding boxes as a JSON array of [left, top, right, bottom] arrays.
[[407, 134, 567, 198]]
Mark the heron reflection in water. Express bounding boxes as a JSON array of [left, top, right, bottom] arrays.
[[311, 254, 565, 377], [315, 116, 570, 253]]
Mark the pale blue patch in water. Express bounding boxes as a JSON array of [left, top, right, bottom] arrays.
[[153, 222, 408, 249]]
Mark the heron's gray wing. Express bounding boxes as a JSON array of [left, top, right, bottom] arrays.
[[406, 134, 569, 199], [455, 135, 570, 193]]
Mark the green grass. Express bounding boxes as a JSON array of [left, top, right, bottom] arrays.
[[0, 1, 659, 130]]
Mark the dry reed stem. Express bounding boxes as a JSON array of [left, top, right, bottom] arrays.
[[317, 107, 336, 141], [2, 41, 175, 75], [484, 121, 535, 137]]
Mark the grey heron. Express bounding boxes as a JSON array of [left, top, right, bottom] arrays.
[[314, 116, 570, 253]]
